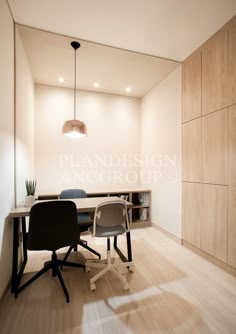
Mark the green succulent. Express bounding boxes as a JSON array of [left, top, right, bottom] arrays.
[[25, 180, 37, 196]]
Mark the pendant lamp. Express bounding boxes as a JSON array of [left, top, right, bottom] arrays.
[[62, 41, 87, 138]]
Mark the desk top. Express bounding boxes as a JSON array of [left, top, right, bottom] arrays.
[[9, 196, 133, 218]]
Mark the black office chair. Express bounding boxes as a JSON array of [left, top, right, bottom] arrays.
[[59, 189, 101, 261], [15, 200, 85, 303]]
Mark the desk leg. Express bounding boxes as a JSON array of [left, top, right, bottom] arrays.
[[11, 217, 28, 293], [12, 218, 19, 292], [22, 217, 28, 264]]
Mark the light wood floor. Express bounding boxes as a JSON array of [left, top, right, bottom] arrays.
[[0, 227, 236, 333]]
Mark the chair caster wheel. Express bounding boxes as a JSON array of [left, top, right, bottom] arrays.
[[85, 266, 90, 272], [128, 266, 134, 273], [90, 283, 96, 291], [123, 283, 130, 291]]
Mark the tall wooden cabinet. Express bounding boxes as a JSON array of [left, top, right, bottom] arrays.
[[202, 108, 228, 185], [182, 15, 236, 271], [202, 30, 228, 115], [182, 182, 201, 248], [201, 184, 228, 263], [182, 118, 201, 182], [229, 21, 236, 105], [228, 104, 236, 268], [182, 53, 201, 122], [229, 105, 236, 186], [228, 187, 236, 268]]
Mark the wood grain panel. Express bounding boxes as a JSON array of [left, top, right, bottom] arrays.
[[182, 182, 201, 248], [182, 53, 201, 122], [202, 30, 228, 115], [202, 108, 228, 185], [229, 105, 236, 186], [228, 186, 236, 268], [182, 118, 201, 182], [201, 184, 228, 262], [229, 21, 236, 105]]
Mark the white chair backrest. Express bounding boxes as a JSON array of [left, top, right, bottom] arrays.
[[93, 200, 129, 236]]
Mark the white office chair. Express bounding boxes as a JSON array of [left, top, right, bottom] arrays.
[[85, 200, 134, 291]]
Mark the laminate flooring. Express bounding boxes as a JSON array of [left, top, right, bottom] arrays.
[[0, 226, 236, 333]]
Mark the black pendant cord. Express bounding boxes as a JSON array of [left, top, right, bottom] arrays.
[[74, 48, 76, 120], [71, 41, 80, 121]]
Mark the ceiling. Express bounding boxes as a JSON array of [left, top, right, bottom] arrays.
[[16, 24, 179, 97], [10, 1, 236, 97], [8, 0, 236, 61]]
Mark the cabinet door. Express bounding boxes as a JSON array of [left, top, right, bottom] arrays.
[[229, 21, 236, 105], [182, 118, 201, 182], [182, 53, 201, 122], [201, 184, 228, 262], [182, 182, 201, 248], [202, 108, 228, 185], [229, 105, 236, 186], [228, 187, 236, 268], [202, 30, 228, 115]]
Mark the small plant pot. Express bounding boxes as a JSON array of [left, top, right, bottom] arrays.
[[24, 195, 35, 207]]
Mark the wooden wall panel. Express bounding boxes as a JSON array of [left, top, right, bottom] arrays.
[[182, 16, 236, 271], [202, 30, 228, 115], [182, 53, 201, 122], [229, 105, 236, 186], [202, 108, 228, 185], [201, 184, 228, 263], [182, 118, 201, 182], [182, 182, 201, 248], [229, 21, 236, 105], [228, 187, 236, 268]]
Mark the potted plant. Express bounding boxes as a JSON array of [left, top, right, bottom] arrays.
[[25, 179, 37, 206]]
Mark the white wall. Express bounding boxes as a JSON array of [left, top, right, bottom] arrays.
[[35, 85, 141, 194], [140, 66, 182, 238], [0, 0, 15, 297], [15, 28, 35, 204]]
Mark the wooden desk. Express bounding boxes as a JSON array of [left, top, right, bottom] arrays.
[[9, 197, 133, 292]]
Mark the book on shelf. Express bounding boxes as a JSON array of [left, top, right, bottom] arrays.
[[138, 192, 149, 206], [119, 194, 129, 201], [139, 208, 148, 221]]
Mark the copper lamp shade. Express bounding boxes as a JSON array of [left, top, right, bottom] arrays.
[[62, 119, 87, 138], [62, 41, 87, 138]]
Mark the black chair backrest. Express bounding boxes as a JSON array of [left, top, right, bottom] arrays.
[[27, 200, 78, 251], [59, 189, 87, 199]]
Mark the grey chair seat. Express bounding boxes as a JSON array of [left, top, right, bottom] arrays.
[[89, 224, 126, 238]]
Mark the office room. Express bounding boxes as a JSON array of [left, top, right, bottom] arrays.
[[0, 0, 236, 333]]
